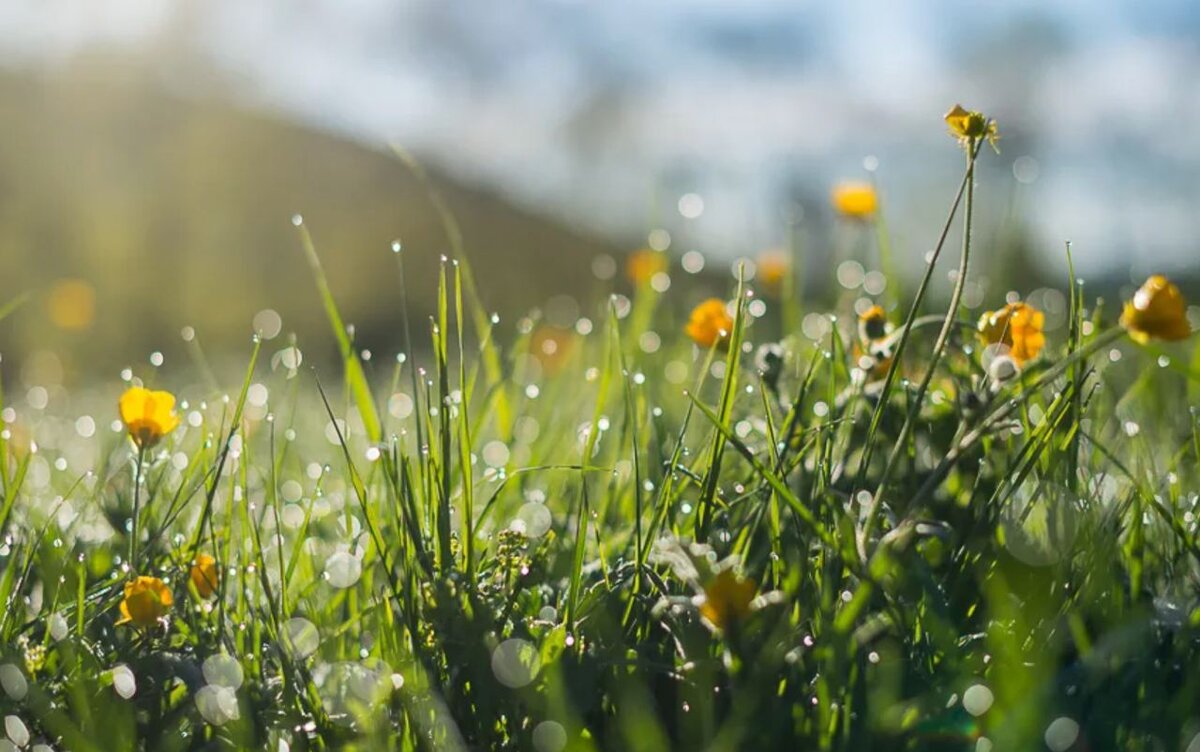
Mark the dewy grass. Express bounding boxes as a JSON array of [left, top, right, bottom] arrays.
[[0, 105, 1199, 751]]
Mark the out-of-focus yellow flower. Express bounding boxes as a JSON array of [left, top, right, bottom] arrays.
[[854, 305, 894, 380], [697, 569, 757, 630], [756, 249, 789, 295], [117, 576, 173, 628], [46, 278, 96, 331], [530, 325, 575, 376], [831, 182, 878, 220], [686, 299, 734, 349], [190, 554, 219, 599], [1120, 275, 1191, 344], [977, 302, 1045, 365], [857, 305, 890, 343], [626, 248, 667, 286], [119, 386, 181, 448], [944, 104, 999, 150]]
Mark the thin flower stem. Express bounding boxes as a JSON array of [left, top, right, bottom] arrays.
[[130, 444, 145, 572], [858, 137, 979, 561], [851, 137, 985, 490]]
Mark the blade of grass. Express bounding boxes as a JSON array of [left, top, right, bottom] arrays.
[[390, 144, 513, 442], [696, 277, 748, 538], [859, 132, 988, 559], [566, 298, 618, 628], [295, 218, 382, 444]]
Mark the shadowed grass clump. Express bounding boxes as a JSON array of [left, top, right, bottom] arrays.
[[0, 107, 1198, 751]]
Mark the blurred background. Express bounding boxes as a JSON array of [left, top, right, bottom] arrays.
[[0, 0, 1198, 380]]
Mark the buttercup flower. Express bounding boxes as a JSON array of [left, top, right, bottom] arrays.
[[756, 249, 789, 295], [944, 104, 999, 150], [854, 305, 894, 380], [117, 576, 173, 628], [977, 302, 1045, 365], [831, 182, 878, 220], [530, 326, 576, 376], [190, 554, 219, 599], [46, 278, 96, 331], [626, 248, 667, 286], [119, 386, 180, 448], [686, 299, 734, 349], [1120, 275, 1191, 344], [857, 305, 891, 343], [696, 569, 757, 630]]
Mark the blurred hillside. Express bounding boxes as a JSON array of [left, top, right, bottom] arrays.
[[7, 0, 1199, 275], [0, 65, 619, 382], [0, 61, 1193, 395]]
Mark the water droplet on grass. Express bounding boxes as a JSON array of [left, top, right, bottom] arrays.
[[112, 665, 136, 699], [196, 685, 240, 726], [1044, 717, 1079, 752], [492, 639, 541, 688], [962, 683, 992, 716], [533, 721, 568, 752], [286, 618, 319, 659], [324, 552, 362, 588], [49, 613, 68, 641], [4, 716, 28, 748], [0, 666, 26, 701], [203, 654, 244, 690]]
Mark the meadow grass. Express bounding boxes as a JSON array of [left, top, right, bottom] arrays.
[[1, 114, 1199, 751]]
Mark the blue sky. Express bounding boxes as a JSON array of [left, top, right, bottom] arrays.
[[2, 0, 1199, 277]]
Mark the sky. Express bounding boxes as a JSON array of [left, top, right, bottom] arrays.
[[2, 0, 1199, 278]]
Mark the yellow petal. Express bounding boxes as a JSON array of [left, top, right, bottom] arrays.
[[858, 305, 889, 342], [944, 104, 971, 135], [699, 570, 757, 629], [119, 386, 152, 426], [686, 299, 733, 349], [626, 249, 667, 285], [976, 302, 1045, 365], [149, 390, 176, 420], [149, 391, 179, 435], [1121, 275, 1192, 343], [191, 555, 219, 598], [831, 181, 878, 219]]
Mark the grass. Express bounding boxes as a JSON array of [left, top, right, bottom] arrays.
[[1, 127, 1199, 752]]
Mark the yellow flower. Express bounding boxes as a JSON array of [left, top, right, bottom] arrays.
[[686, 299, 734, 349], [697, 569, 757, 630], [119, 386, 181, 448], [756, 249, 789, 296], [977, 302, 1045, 365], [944, 104, 999, 149], [857, 305, 890, 343], [46, 278, 96, 331], [1120, 275, 1191, 344], [831, 181, 878, 220], [854, 305, 894, 380], [190, 554, 219, 599], [626, 248, 667, 286], [117, 576, 173, 628], [530, 325, 575, 376]]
